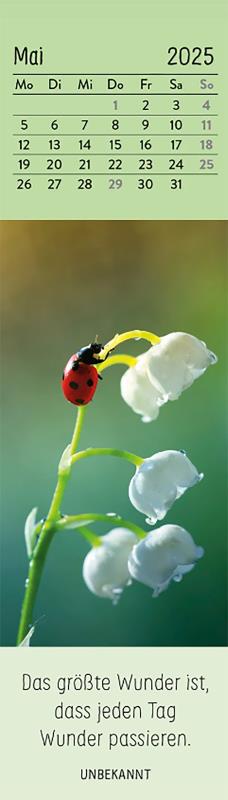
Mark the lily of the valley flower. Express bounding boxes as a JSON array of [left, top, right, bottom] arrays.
[[129, 450, 202, 524], [120, 351, 162, 423], [128, 524, 204, 596], [121, 332, 217, 422], [82, 528, 137, 602]]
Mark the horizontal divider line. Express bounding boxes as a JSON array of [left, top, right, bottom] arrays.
[[12, 113, 219, 117], [13, 71, 219, 79], [13, 92, 218, 96], [13, 153, 219, 156], [12, 133, 219, 137], [13, 72, 219, 76], [13, 172, 219, 176]]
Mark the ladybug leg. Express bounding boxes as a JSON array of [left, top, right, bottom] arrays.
[[97, 347, 116, 364], [98, 374, 103, 381], [104, 346, 116, 360]]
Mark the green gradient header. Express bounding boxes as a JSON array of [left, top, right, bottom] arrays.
[[0, 0, 227, 218]]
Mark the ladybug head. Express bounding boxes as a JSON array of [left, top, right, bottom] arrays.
[[77, 341, 104, 365], [90, 340, 115, 363], [91, 342, 103, 355]]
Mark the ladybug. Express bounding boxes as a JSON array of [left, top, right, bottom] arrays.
[[61, 341, 111, 406]]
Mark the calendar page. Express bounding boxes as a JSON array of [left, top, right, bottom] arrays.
[[0, 2, 227, 800], [0, 0, 227, 218]]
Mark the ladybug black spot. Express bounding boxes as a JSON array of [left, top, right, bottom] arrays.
[[72, 361, 79, 371], [62, 372, 65, 380], [87, 378, 93, 387], [75, 399, 84, 405], [69, 381, 79, 390]]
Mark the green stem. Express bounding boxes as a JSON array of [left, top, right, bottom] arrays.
[[70, 405, 86, 456], [16, 350, 146, 643], [98, 354, 137, 373], [16, 407, 86, 645], [57, 513, 146, 540], [77, 526, 101, 547], [17, 528, 56, 645], [100, 329, 160, 360], [72, 447, 143, 468]]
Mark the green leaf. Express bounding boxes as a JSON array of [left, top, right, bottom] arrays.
[[19, 626, 35, 647], [24, 507, 38, 558], [58, 444, 72, 476]]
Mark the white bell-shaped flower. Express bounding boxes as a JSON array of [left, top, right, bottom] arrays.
[[120, 332, 217, 421], [129, 450, 202, 524], [120, 351, 162, 423], [128, 524, 204, 596], [82, 528, 137, 602], [145, 331, 217, 402]]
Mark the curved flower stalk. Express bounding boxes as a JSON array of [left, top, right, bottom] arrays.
[[56, 511, 145, 540], [82, 528, 137, 602], [128, 524, 204, 597], [121, 331, 217, 422], [16, 326, 215, 645], [129, 449, 202, 524]]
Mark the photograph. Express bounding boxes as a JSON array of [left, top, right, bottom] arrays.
[[1, 219, 227, 646]]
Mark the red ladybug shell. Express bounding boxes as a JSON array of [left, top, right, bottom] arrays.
[[62, 353, 98, 406]]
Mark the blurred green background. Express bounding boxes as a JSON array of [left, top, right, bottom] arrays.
[[1, 220, 227, 646]]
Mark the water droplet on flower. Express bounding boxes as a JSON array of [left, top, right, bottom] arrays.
[[134, 337, 141, 341], [25, 578, 29, 588], [196, 546, 204, 559], [159, 392, 170, 404], [107, 512, 117, 517], [209, 350, 218, 365], [198, 472, 204, 482], [173, 573, 183, 583], [146, 516, 156, 526], [112, 588, 122, 606], [176, 485, 186, 499]]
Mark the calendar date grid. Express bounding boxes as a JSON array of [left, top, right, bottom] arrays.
[[12, 68, 220, 191]]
